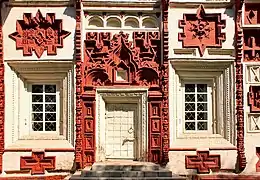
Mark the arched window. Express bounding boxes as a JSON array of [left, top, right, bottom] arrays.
[[124, 17, 139, 28], [107, 17, 121, 28], [88, 17, 103, 28]]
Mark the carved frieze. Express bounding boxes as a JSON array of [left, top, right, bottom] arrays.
[[178, 5, 226, 56], [248, 86, 260, 113], [185, 151, 221, 174], [9, 10, 70, 58], [84, 31, 160, 87], [20, 151, 55, 175]]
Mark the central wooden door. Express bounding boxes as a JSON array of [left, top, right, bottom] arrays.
[[105, 103, 137, 159]]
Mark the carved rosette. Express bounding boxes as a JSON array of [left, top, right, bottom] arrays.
[[178, 5, 226, 57], [236, 0, 246, 170], [0, 12, 4, 173], [185, 151, 221, 174], [9, 10, 70, 58]]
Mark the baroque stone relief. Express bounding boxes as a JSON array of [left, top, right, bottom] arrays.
[[248, 86, 260, 113], [20, 151, 55, 175], [185, 151, 221, 174], [9, 10, 70, 58], [84, 31, 160, 87], [178, 5, 226, 56]]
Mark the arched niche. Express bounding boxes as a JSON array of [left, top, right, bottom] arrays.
[[88, 16, 104, 28], [107, 17, 121, 28], [125, 17, 139, 28], [142, 17, 157, 28]]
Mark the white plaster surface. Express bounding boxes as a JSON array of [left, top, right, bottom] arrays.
[[2, 7, 75, 60]]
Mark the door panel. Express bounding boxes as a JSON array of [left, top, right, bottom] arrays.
[[105, 104, 137, 159]]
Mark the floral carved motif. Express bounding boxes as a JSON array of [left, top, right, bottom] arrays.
[[20, 151, 55, 175], [178, 5, 226, 56], [9, 10, 70, 58], [248, 86, 260, 113], [84, 31, 160, 87], [185, 151, 221, 174]]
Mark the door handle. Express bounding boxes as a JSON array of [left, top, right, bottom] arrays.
[[122, 137, 135, 145]]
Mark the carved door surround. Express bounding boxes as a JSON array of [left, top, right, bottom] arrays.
[[96, 89, 148, 162], [79, 31, 168, 167]]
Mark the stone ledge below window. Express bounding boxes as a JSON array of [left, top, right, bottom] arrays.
[[5, 139, 74, 150]]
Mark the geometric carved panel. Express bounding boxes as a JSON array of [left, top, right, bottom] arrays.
[[245, 4, 260, 25], [9, 10, 70, 58], [257, 147, 260, 172], [248, 86, 260, 113], [185, 151, 221, 174], [20, 151, 55, 175], [248, 66, 260, 83], [178, 5, 226, 57], [248, 114, 260, 132], [244, 30, 260, 61]]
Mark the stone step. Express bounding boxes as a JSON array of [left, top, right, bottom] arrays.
[[91, 162, 160, 171], [70, 175, 187, 180], [81, 170, 172, 177]]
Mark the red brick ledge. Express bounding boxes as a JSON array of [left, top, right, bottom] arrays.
[[0, 175, 67, 180]]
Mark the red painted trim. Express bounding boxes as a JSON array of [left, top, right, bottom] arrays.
[[0, 175, 67, 180], [75, 0, 83, 169], [169, 148, 197, 151], [161, 0, 170, 165], [235, 0, 246, 171], [4, 148, 75, 152], [169, 147, 237, 151], [0, 6, 4, 174]]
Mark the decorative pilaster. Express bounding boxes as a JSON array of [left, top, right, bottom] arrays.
[[75, 0, 83, 169], [0, 8, 4, 174], [235, 0, 247, 171], [161, 0, 169, 165]]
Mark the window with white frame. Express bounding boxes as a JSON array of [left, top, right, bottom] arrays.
[[183, 83, 212, 132], [31, 84, 59, 132]]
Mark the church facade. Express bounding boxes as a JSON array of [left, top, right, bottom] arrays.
[[0, 0, 259, 179]]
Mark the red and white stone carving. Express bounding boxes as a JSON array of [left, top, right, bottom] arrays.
[[178, 5, 226, 56], [9, 10, 70, 58], [20, 151, 55, 175], [185, 151, 221, 174], [248, 86, 260, 113]]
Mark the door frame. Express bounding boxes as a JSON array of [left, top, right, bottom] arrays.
[[95, 88, 148, 162]]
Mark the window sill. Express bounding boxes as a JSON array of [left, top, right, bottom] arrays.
[[19, 134, 66, 140], [6, 139, 73, 150], [177, 133, 223, 139]]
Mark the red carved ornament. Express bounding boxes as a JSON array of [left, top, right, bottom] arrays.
[[185, 151, 221, 174], [0, 11, 4, 174], [75, 0, 84, 169], [77, 30, 168, 166], [20, 151, 55, 175], [248, 86, 260, 113], [236, 0, 246, 170], [256, 147, 260, 172], [244, 4, 260, 25], [9, 10, 70, 58], [243, 30, 260, 61], [178, 5, 226, 57]]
